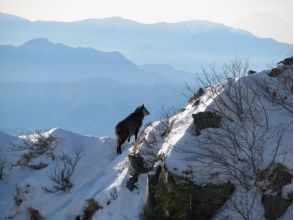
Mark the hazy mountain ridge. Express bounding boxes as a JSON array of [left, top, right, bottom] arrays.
[[0, 37, 197, 137], [0, 12, 291, 71]]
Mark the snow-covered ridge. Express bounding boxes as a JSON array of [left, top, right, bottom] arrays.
[[0, 61, 292, 219], [0, 128, 147, 219], [132, 61, 293, 219]]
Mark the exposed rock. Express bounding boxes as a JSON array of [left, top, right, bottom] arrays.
[[268, 68, 282, 77], [127, 153, 150, 191], [192, 112, 222, 136], [145, 165, 235, 220], [277, 57, 293, 66], [128, 153, 150, 175], [262, 194, 292, 220], [248, 70, 256, 75], [76, 198, 103, 220], [126, 173, 139, 191], [257, 163, 292, 193], [27, 208, 43, 220], [257, 163, 293, 220]]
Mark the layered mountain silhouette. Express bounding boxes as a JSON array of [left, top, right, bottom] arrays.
[[0, 12, 291, 71], [0, 38, 196, 84]]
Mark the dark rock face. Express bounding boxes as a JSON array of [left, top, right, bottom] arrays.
[[268, 68, 282, 77], [257, 163, 293, 220], [248, 70, 256, 75], [262, 194, 292, 220], [145, 165, 235, 220], [257, 163, 292, 193], [128, 153, 150, 175], [192, 112, 222, 135], [127, 153, 150, 191], [27, 208, 44, 220], [277, 57, 293, 66]]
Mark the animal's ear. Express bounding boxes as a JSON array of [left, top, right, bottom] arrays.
[[141, 104, 144, 108]]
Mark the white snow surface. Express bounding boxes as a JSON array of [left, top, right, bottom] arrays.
[[0, 64, 292, 219], [0, 128, 147, 220]]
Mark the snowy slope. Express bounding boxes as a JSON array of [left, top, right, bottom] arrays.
[[133, 62, 293, 219], [0, 61, 292, 220], [0, 128, 147, 219]]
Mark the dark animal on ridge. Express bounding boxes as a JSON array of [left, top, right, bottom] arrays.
[[115, 104, 150, 155]]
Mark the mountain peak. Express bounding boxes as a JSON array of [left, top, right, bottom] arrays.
[[19, 38, 53, 47]]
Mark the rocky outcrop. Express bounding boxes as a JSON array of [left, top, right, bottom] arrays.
[[268, 68, 282, 77], [145, 164, 235, 220], [257, 163, 293, 220], [27, 208, 44, 220], [277, 57, 293, 66], [127, 153, 150, 191], [248, 70, 256, 75], [262, 194, 292, 220], [192, 112, 222, 135], [257, 163, 292, 193], [128, 153, 150, 175], [75, 199, 103, 220]]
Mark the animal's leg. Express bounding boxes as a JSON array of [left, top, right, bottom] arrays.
[[134, 129, 139, 140], [117, 137, 127, 155]]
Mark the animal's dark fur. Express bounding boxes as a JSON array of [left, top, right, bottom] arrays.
[[115, 105, 150, 154]]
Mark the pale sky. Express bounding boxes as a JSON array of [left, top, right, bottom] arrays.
[[0, 0, 293, 42]]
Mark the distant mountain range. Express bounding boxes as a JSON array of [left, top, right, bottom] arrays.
[[0, 12, 292, 137], [0, 38, 195, 136], [0, 12, 292, 71], [0, 38, 195, 84]]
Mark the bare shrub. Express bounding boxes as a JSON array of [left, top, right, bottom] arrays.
[[43, 148, 82, 193], [253, 69, 293, 113], [140, 130, 161, 159], [178, 58, 290, 219], [217, 189, 263, 220], [159, 106, 181, 138], [11, 130, 57, 168], [110, 187, 118, 200], [14, 184, 31, 206], [197, 58, 251, 123], [133, 106, 180, 167]]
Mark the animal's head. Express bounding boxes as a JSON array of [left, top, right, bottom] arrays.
[[140, 104, 150, 116]]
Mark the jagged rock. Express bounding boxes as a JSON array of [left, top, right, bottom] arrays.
[[127, 153, 150, 191], [145, 165, 235, 220], [126, 173, 139, 191], [27, 208, 43, 220], [268, 68, 282, 77], [248, 70, 256, 75], [76, 198, 103, 220], [257, 163, 293, 220], [192, 112, 222, 135], [262, 194, 292, 220], [128, 153, 149, 175], [257, 163, 292, 193], [277, 57, 293, 66]]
